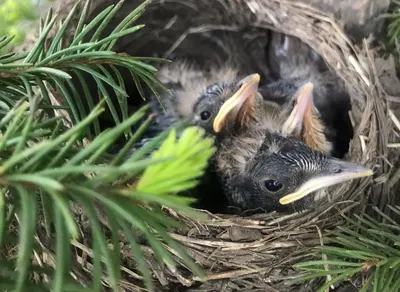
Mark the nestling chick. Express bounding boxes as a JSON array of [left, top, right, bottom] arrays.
[[137, 58, 326, 150], [140, 60, 260, 140], [129, 60, 242, 149], [133, 61, 262, 212], [129, 59, 370, 213], [213, 81, 373, 212], [265, 32, 353, 158], [218, 130, 372, 212]]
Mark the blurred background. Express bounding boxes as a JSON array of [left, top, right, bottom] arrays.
[[0, 0, 54, 48]]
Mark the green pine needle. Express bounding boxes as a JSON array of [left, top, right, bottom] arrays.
[[294, 207, 400, 291], [136, 127, 215, 195], [0, 0, 220, 291]]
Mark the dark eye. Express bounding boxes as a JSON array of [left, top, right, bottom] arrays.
[[200, 111, 211, 121], [263, 179, 283, 192]]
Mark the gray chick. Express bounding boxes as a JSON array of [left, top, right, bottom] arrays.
[[264, 32, 353, 158], [213, 84, 372, 213]]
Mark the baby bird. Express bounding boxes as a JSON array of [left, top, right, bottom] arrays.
[[217, 128, 372, 212], [136, 58, 329, 151], [212, 82, 373, 212], [265, 32, 353, 158], [135, 60, 261, 145], [128, 61, 242, 149], [130, 59, 369, 213]]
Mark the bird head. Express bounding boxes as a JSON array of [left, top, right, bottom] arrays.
[[221, 132, 373, 212], [212, 77, 333, 154], [279, 82, 333, 154], [191, 73, 261, 135], [267, 32, 325, 80]]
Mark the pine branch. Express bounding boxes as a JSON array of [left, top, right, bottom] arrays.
[[386, 2, 400, 56], [0, 1, 217, 291], [295, 206, 400, 292], [0, 0, 169, 136], [0, 100, 214, 291]]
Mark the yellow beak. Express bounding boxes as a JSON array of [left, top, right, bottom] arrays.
[[282, 82, 314, 136], [213, 74, 260, 133], [279, 163, 373, 205]]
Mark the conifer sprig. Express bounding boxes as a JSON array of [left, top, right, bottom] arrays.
[[0, 0, 169, 136], [0, 1, 215, 291], [0, 100, 214, 291], [295, 206, 400, 292]]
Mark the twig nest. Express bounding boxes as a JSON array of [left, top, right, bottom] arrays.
[[43, 0, 398, 290]]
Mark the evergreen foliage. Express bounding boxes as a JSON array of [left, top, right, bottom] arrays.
[[0, 0, 215, 291], [295, 206, 400, 291], [387, 2, 400, 49]]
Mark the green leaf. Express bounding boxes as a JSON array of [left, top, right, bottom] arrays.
[[47, 2, 79, 55], [0, 102, 28, 152], [74, 0, 90, 39], [24, 10, 58, 63], [70, 5, 115, 46], [104, 206, 121, 281], [15, 186, 37, 292], [71, 193, 120, 290], [0, 189, 5, 248], [47, 191, 78, 239], [7, 174, 64, 191], [316, 268, 361, 292], [119, 219, 154, 291], [39, 189, 52, 237], [26, 67, 72, 79], [89, 1, 124, 43], [136, 127, 215, 195], [53, 203, 71, 292], [104, 0, 153, 50], [110, 114, 154, 166]]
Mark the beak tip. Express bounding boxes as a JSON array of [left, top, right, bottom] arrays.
[[279, 198, 290, 205], [305, 81, 314, 89], [350, 163, 374, 177], [363, 169, 374, 177], [213, 122, 221, 133]]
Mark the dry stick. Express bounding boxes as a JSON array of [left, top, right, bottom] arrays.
[[315, 225, 334, 291], [164, 24, 241, 58], [71, 240, 144, 280], [389, 110, 400, 133], [348, 55, 371, 87], [192, 267, 268, 281]]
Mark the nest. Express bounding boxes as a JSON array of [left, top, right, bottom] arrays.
[[35, 0, 400, 291]]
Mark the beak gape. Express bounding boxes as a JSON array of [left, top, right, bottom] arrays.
[[282, 82, 314, 137], [213, 74, 260, 133]]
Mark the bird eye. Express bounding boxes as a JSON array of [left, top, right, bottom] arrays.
[[200, 111, 211, 121], [263, 179, 283, 192]]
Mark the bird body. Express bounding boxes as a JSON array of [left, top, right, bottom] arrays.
[[265, 32, 353, 158], [129, 56, 371, 214], [130, 60, 241, 149], [210, 77, 372, 213], [214, 107, 371, 213]]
